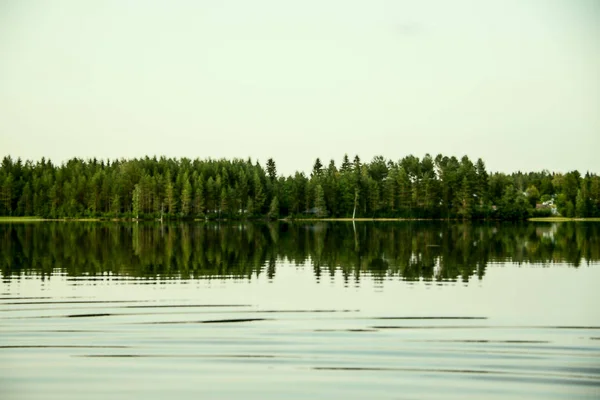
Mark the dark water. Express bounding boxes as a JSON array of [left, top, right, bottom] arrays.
[[1, 222, 599, 399]]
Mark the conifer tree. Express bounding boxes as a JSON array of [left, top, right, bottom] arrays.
[[1, 173, 13, 215], [575, 189, 588, 218], [458, 176, 473, 219], [341, 154, 352, 173], [314, 184, 327, 217], [268, 196, 279, 219], [193, 178, 205, 217], [312, 158, 323, 178], [132, 184, 141, 219], [181, 178, 192, 217], [266, 158, 277, 181], [253, 171, 266, 213], [220, 187, 227, 217], [111, 194, 120, 216], [165, 172, 177, 215]]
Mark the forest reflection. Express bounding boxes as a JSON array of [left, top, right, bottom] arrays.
[[1, 222, 599, 282]]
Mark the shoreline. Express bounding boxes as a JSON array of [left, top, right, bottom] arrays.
[[0, 217, 447, 223], [527, 217, 600, 222], [2, 216, 600, 223]]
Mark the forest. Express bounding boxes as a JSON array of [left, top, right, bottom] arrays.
[[0, 154, 599, 220]]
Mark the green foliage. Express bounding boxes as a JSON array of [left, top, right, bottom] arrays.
[[341, 154, 352, 173], [268, 196, 279, 220], [266, 158, 277, 181], [193, 178, 205, 217], [165, 172, 177, 216], [111, 193, 120, 216], [575, 189, 588, 218], [180, 177, 192, 217], [0, 155, 598, 220], [525, 185, 541, 207], [314, 184, 327, 217], [496, 185, 532, 220], [457, 176, 474, 219], [531, 207, 553, 218], [312, 158, 323, 178], [253, 171, 266, 214], [132, 184, 141, 218]]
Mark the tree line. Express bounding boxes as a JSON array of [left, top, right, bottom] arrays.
[[0, 154, 599, 220]]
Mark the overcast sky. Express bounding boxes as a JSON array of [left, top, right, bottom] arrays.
[[0, 0, 598, 176]]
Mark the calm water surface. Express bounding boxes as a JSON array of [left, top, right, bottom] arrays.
[[1, 222, 599, 399]]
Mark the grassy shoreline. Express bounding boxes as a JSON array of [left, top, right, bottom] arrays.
[[527, 217, 600, 222], [3, 216, 600, 223], [1, 216, 443, 223], [0, 216, 48, 222], [288, 218, 448, 222]]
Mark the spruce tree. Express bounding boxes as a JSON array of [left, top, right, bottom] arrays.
[[575, 189, 587, 217], [111, 194, 120, 216], [253, 171, 266, 213], [266, 158, 277, 181], [166, 184, 176, 215], [193, 178, 205, 217], [181, 178, 192, 217], [312, 158, 323, 178], [268, 196, 279, 219], [314, 184, 327, 217], [132, 184, 141, 219], [341, 154, 352, 173]]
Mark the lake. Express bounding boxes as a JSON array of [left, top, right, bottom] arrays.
[[1, 221, 599, 399]]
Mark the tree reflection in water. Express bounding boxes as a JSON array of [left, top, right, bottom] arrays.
[[1, 222, 598, 282]]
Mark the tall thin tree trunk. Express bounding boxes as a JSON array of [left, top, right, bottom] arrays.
[[352, 189, 358, 220]]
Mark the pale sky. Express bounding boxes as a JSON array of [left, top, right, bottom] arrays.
[[0, 0, 598, 176]]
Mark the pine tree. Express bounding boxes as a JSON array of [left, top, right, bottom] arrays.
[[18, 182, 33, 216], [575, 189, 588, 218], [268, 196, 279, 219], [1, 173, 13, 215], [312, 158, 323, 178], [219, 187, 227, 217], [384, 168, 397, 212], [227, 186, 238, 217], [367, 178, 379, 215], [458, 176, 473, 219], [193, 178, 205, 217], [237, 170, 249, 211], [205, 177, 215, 213], [475, 158, 489, 205], [353, 155, 361, 171], [341, 154, 352, 173], [590, 176, 600, 217], [253, 171, 266, 213], [180, 178, 192, 217], [48, 183, 59, 218], [246, 197, 254, 217], [266, 158, 277, 181], [165, 172, 177, 215], [111, 193, 120, 216], [132, 184, 141, 219], [314, 184, 327, 217], [396, 167, 411, 213], [339, 174, 355, 217]]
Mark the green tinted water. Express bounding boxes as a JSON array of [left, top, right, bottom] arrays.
[[1, 222, 599, 399]]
